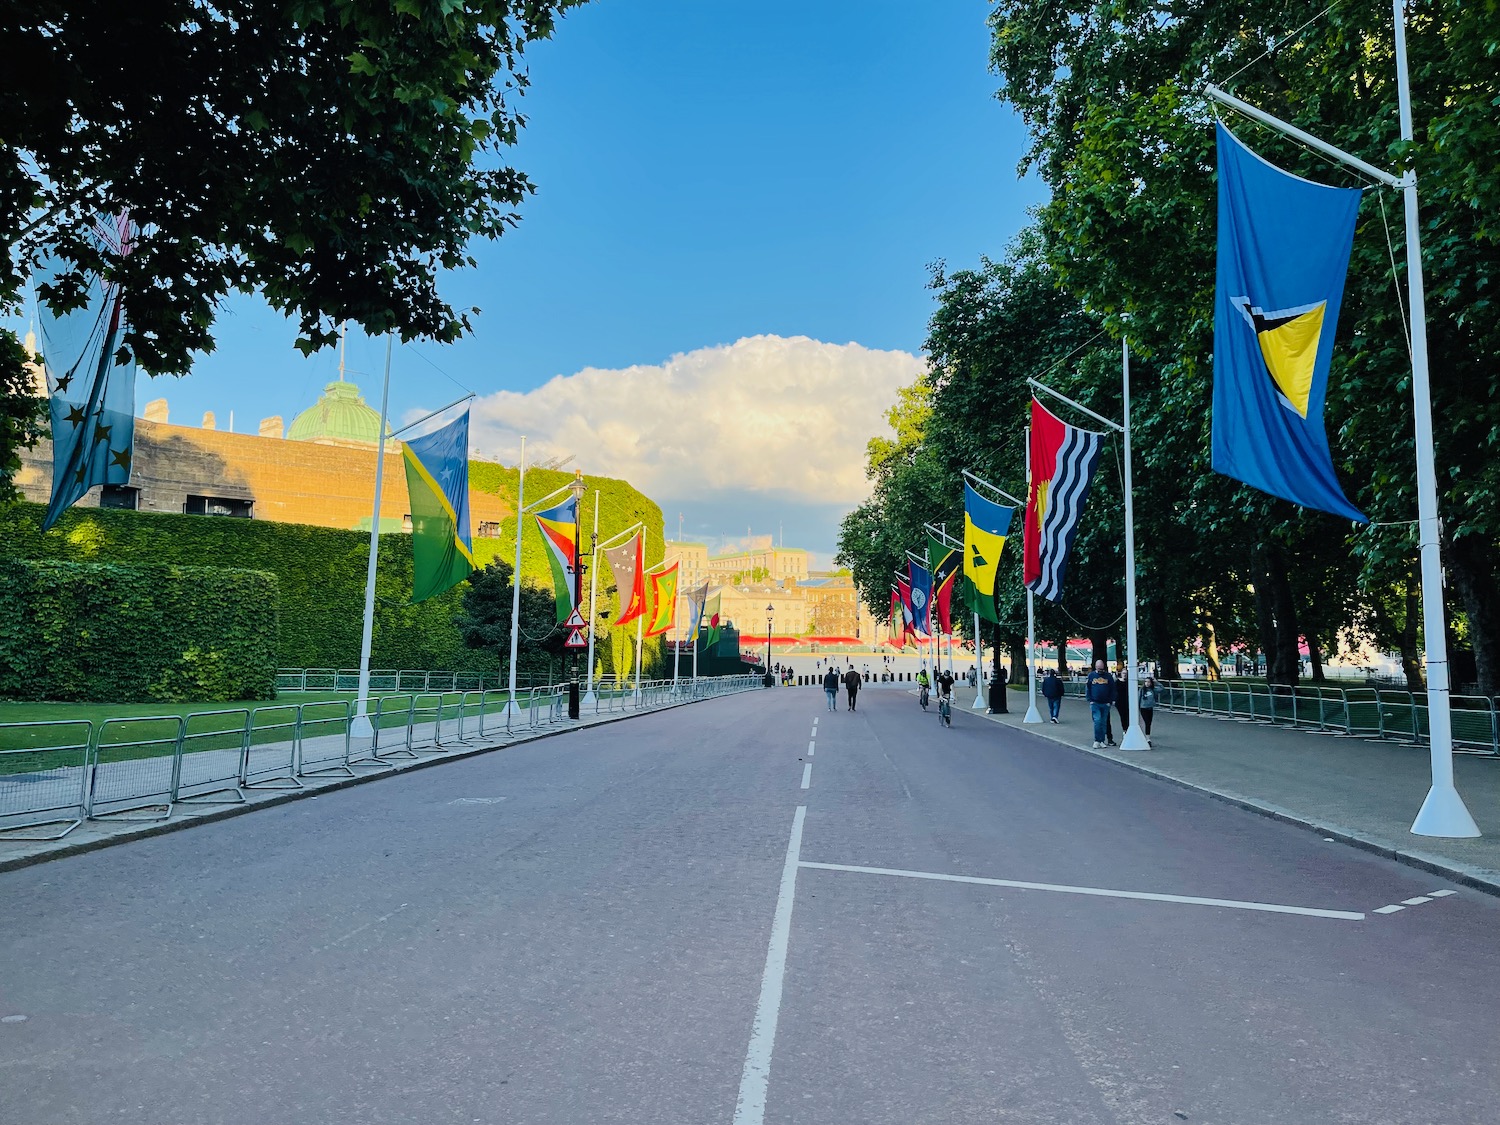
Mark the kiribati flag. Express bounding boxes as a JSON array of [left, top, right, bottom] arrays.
[[1213, 122, 1366, 522], [534, 496, 580, 623], [1024, 398, 1103, 603]]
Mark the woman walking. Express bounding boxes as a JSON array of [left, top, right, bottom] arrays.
[[1139, 676, 1158, 747]]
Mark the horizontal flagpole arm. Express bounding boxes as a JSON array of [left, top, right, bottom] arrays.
[[1204, 85, 1404, 189], [597, 522, 644, 550], [521, 481, 577, 515], [924, 522, 962, 548], [387, 394, 476, 441], [1028, 378, 1124, 433], [961, 469, 1024, 507]]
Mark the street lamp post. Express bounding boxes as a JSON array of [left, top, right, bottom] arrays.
[[567, 471, 587, 717], [764, 603, 774, 687]]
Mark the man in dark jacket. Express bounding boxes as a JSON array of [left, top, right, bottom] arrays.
[[822, 666, 840, 711], [1041, 667, 1064, 723], [1085, 660, 1115, 748], [843, 666, 861, 712], [1112, 669, 1131, 740]]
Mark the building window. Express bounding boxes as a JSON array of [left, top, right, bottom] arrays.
[[185, 495, 253, 518], [477, 520, 500, 538], [99, 485, 138, 510]]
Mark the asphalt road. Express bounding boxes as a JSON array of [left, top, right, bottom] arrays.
[[2, 687, 1498, 1124]]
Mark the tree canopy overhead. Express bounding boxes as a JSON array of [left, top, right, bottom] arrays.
[[0, 0, 586, 494]]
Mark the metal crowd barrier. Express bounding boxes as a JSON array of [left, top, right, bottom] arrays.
[[0, 720, 93, 841]]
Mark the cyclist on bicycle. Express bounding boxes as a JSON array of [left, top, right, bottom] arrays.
[[916, 667, 931, 709], [937, 667, 955, 701]]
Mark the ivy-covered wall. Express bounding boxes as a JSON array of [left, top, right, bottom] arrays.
[[0, 558, 279, 702], [0, 465, 665, 681]]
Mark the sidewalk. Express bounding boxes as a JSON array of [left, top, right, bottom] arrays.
[[963, 686, 1500, 893]]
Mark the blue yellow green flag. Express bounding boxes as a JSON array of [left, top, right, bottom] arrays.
[[534, 497, 580, 624], [401, 408, 474, 602]]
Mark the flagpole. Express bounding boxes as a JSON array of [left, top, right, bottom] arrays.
[[1393, 0, 1478, 837], [351, 332, 392, 739], [634, 527, 645, 702], [505, 436, 526, 718], [972, 609, 986, 710], [1119, 336, 1149, 750], [1023, 425, 1042, 724], [671, 580, 682, 692], [583, 488, 600, 706]]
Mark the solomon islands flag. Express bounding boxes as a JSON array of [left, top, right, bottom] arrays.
[[402, 407, 475, 602]]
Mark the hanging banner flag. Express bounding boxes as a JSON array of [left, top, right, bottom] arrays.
[[644, 562, 679, 637], [1024, 398, 1103, 603], [402, 407, 475, 602], [964, 482, 1014, 624], [703, 592, 723, 649], [908, 560, 933, 641], [926, 534, 960, 635], [37, 212, 137, 530], [603, 531, 646, 625], [684, 579, 710, 641], [1213, 122, 1366, 522], [895, 576, 916, 648], [887, 588, 905, 649], [534, 496, 580, 623]]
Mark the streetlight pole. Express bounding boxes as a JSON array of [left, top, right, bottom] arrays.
[[583, 487, 600, 706], [765, 603, 774, 687]]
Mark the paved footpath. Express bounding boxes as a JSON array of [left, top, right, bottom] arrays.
[[3, 689, 1499, 1123], [974, 685, 1500, 888]]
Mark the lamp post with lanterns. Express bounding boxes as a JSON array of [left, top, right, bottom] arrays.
[[764, 603, 775, 687]]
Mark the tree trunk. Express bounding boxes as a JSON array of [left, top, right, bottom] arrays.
[[1090, 631, 1109, 668], [1056, 633, 1069, 676], [1265, 546, 1301, 687], [1203, 613, 1221, 681], [1400, 583, 1425, 691], [1253, 561, 1278, 684], [1150, 598, 1180, 681], [1307, 633, 1325, 682], [1444, 536, 1500, 697]]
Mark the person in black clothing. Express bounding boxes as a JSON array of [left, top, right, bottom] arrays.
[[822, 666, 840, 711], [1112, 669, 1130, 742], [843, 666, 861, 712], [937, 667, 955, 699], [1041, 667, 1064, 722]]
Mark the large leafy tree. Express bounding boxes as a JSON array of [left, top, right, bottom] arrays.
[[0, 0, 586, 497]]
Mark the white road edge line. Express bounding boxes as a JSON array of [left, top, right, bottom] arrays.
[[797, 862, 1365, 921], [800, 763, 812, 789], [733, 805, 806, 1125]]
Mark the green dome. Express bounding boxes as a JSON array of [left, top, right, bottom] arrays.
[[286, 380, 390, 446]]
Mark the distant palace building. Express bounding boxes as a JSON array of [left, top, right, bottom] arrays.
[[15, 335, 510, 534]]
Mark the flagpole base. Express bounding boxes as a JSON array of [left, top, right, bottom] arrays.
[[1120, 727, 1150, 750], [581, 692, 598, 707], [1410, 783, 1482, 838], [1022, 703, 1043, 724], [501, 701, 525, 719], [971, 693, 987, 711], [350, 713, 374, 739]]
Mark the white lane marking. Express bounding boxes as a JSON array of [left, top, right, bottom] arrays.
[[1374, 904, 1405, 914], [812, 718, 818, 726], [1429, 889, 1456, 897], [733, 806, 806, 1125], [807, 740, 815, 756], [797, 862, 1365, 921], [1401, 896, 1432, 906], [800, 763, 812, 789], [316, 902, 410, 953]]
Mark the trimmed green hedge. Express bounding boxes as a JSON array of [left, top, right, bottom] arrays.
[[0, 558, 279, 702]]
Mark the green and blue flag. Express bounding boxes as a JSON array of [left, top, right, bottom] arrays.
[[1213, 122, 1366, 522], [401, 408, 474, 602]]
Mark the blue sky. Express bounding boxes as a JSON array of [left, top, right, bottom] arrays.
[[32, 0, 1047, 561]]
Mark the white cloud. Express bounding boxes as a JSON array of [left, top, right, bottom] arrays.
[[466, 335, 923, 504]]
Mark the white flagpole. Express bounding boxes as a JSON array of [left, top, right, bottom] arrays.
[[504, 436, 526, 717], [1023, 425, 1042, 723], [973, 609, 987, 710], [351, 332, 392, 739], [583, 488, 600, 706], [693, 594, 701, 684], [634, 527, 645, 701], [1120, 336, 1149, 750], [1393, 0, 1479, 836], [671, 577, 681, 692]]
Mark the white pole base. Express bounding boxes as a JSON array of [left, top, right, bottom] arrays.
[[1120, 726, 1150, 751], [350, 713, 374, 739], [1410, 783, 1482, 838], [501, 701, 526, 719], [1022, 703, 1043, 724], [971, 693, 987, 711], [581, 692, 597, 706]]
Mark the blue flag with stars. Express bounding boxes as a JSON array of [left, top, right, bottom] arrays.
[[402, 407, 474, 602], [37, 213, 137, 530], [1213, 123, 1366, 522]]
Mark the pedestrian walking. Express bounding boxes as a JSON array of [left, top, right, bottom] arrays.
[[843, 665, 861, 712], [1139, 676, 1157, 747], [822, 666, 840, 711], [1041, 667, 1064, 722], [1113, 668, 1130, 740], [1085, 659, 1115, 748]]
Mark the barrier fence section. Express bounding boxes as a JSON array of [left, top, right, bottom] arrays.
[[0, 674, 765, 841], [1054, 677, 1499, 756]]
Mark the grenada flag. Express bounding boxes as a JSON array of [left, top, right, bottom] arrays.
[[645, 561, 679, 637], [1212, 122, 1366, 522], [1024, 398, 1103, 604]]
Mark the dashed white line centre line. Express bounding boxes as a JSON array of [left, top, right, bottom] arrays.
[[800, 763, 812, 789], [807, 740, 815, 756]]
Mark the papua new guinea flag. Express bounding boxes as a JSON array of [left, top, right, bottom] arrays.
[[534, 496, 580, 623], [603, 530, 646, 626], [1024, 398, 1103, 604], [402, 407, 475, 602], [1213, 122, 1366, 522]]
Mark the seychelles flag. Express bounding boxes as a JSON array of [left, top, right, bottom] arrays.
[[402, 408, 475, 602], [1213, 122, 1365, 522], [534, 496, 580, 623], [1024, 398, 1103, 604]]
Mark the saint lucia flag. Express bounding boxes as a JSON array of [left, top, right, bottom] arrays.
[[534, 496, 580, 623], [1213, 122, 1366, 522], [1024, 398, 1102, 604], [963, 482, 1013, 624], [402, 408, 475, 602]]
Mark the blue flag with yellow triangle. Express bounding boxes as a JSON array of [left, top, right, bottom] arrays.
[[402, 408, 474, 602], [1212, 122, 1366, 523]]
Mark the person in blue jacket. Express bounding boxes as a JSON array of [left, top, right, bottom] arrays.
[[1041, 667, 1064, 723], [1085, 659, 1116, 748]]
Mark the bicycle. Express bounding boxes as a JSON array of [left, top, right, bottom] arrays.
[[937, 691, 952, 727], [918, 683, 930, 709]]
